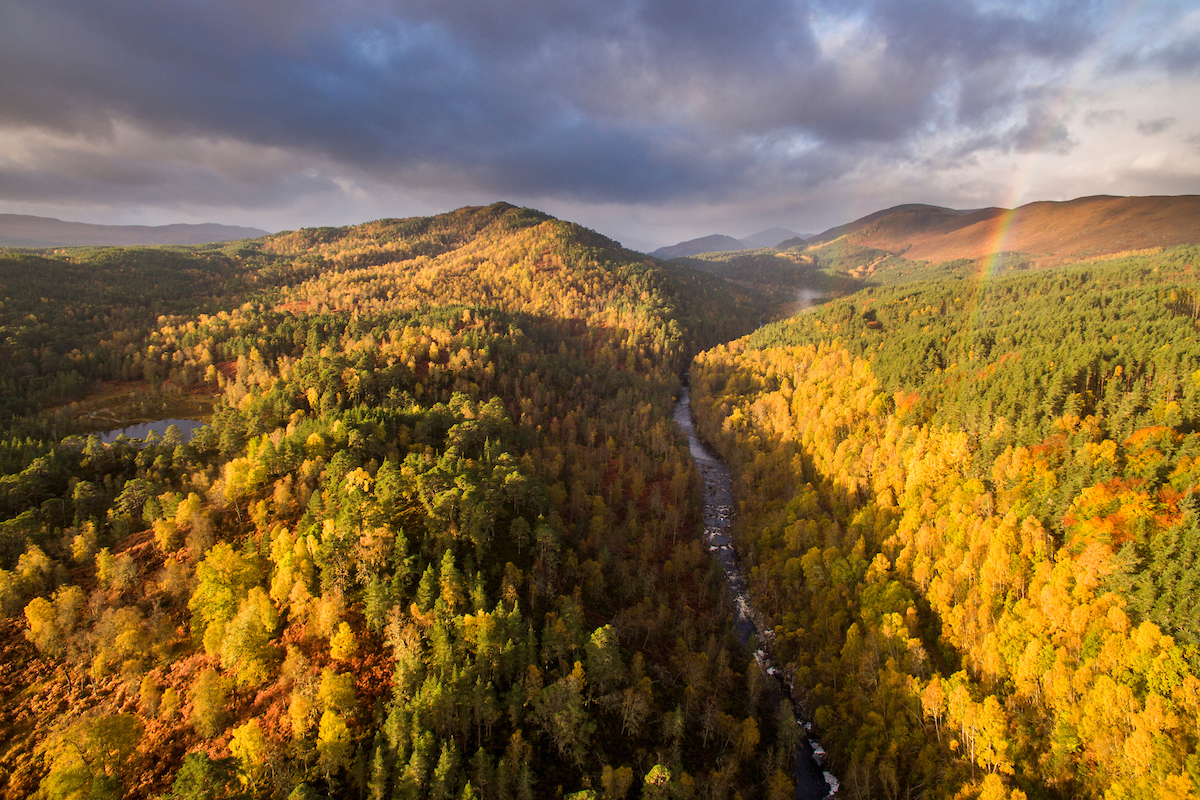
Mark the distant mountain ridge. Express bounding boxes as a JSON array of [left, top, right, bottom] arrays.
[[0, 214, 269, 247], [651, 234, 747, 259], [808, 195, 1200, 262], [651, 226, 803, 259], [740, 227, 803, 249]]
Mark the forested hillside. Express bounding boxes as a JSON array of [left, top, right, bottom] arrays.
[[7, 197, 1195, 800], [691, 246, 1200, 799], [0, 244, 258, 421], [0, 203, 802, 799]]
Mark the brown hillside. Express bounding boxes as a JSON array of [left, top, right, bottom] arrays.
[[809, 203, 999, 246], [817, 195, 1200, 263]]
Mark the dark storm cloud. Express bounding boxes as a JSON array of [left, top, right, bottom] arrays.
[[0, 0, 1113, 208]]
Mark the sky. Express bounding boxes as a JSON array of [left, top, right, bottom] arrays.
[[1, 0, 1198, 252]]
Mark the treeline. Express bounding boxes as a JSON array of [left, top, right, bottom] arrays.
[[0, 204, 792, 799], [690, 246, 1200, 799]]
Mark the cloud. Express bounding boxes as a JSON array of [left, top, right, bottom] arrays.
[[1137, 117, 1176, 136], [1084, 109, 1125, 126], [0, 0, 1196, 242], [1005, 100, 1078, 155]]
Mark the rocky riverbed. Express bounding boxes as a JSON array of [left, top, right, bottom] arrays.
[[674, 386, 839, 800]]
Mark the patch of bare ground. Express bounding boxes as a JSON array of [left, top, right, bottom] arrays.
[[0, 618, 60, 799]]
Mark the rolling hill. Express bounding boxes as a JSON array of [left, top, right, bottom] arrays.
[[806, 203, 998, 246], [0, 203, 783, 800], [807, 195, 1200, 263]]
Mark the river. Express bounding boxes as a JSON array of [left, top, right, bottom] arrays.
[[673, 386, 839, 800]]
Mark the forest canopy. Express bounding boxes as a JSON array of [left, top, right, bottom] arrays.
[[3, 198, 1198, 800], [0, 203, 797, 800], [690, 244, 1200, 799]]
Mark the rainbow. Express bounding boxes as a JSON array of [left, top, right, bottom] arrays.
[[971, 0, 1146, 317]]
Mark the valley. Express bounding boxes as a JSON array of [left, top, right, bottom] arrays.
[[0, 197, 1197, 800]]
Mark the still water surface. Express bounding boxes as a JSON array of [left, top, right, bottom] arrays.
[[99, 418, 203, 444]]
